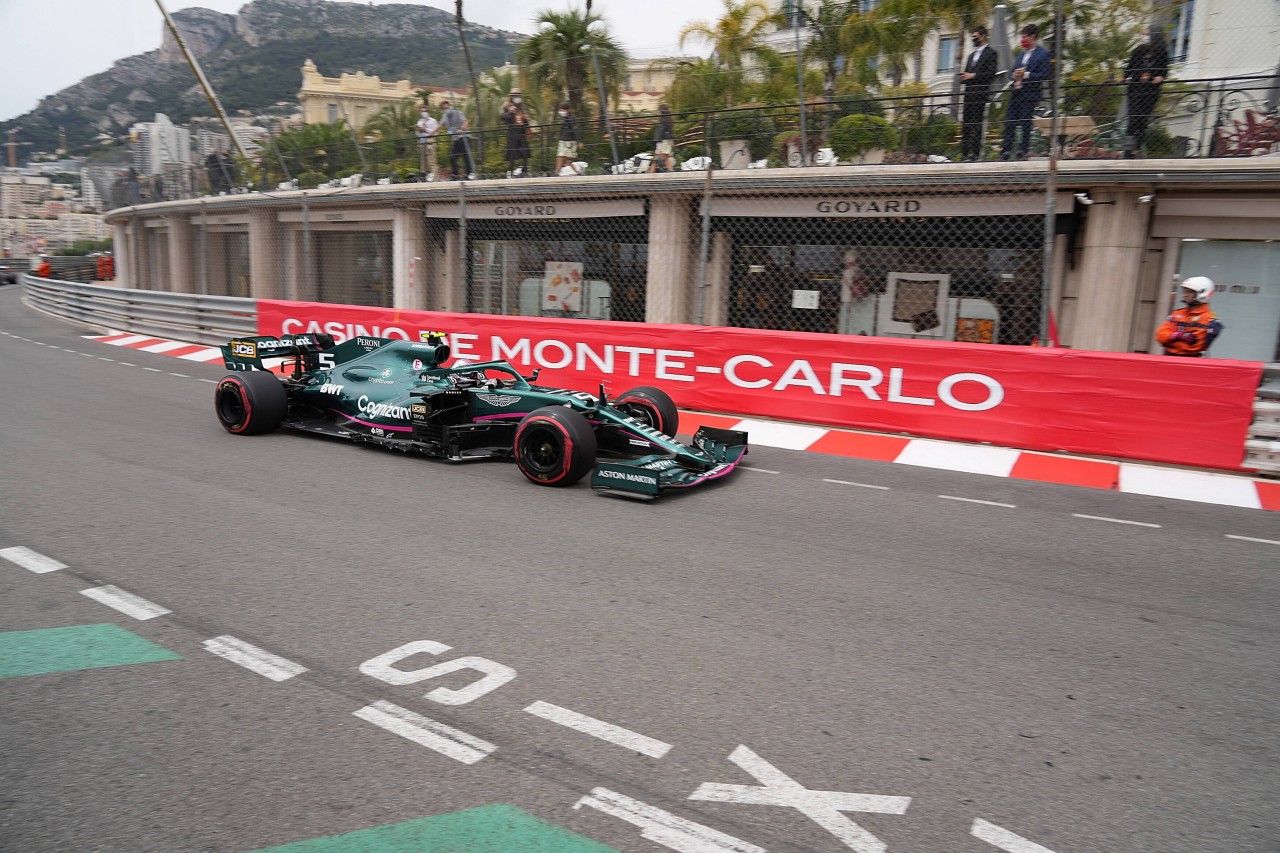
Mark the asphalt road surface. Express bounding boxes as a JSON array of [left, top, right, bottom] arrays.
[[1, 286, 1277, 853]]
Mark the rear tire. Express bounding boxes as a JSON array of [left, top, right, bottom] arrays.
[[514, 406, 597, 487], [215, 372, 287, 435], [615, 386, 679, 436]]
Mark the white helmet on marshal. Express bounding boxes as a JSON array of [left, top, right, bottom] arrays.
[[1180, 275, 1215, 302]]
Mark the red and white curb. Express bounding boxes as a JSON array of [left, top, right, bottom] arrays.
[[86, 331, 1280, 512]]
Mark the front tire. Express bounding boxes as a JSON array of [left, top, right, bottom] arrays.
[[514, 406, 597, 487], [215, 372, 287, 435], [615, 386, 679, 436]]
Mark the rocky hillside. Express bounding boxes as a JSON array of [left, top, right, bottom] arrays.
[[4, 0, 520, 154]]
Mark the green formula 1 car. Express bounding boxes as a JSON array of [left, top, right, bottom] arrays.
[[213, 333, 748, 498]]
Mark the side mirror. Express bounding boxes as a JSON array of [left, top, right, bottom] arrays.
[[525, 368, 541, 382]]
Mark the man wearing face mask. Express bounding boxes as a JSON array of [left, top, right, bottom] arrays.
[[960, 25, 998, 161], [1123, 25, 1169, 159], [500, 88, 531, 177], [1001, 23, 1051, 161], [416, 104, 439, 181], [554, 103, 579, 176]]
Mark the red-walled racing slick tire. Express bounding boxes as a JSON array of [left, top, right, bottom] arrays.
[[215, 371, 287, 435], [514, 406, 598, 486]]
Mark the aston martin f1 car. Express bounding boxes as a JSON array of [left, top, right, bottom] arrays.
[[214, 333, 748, 498]]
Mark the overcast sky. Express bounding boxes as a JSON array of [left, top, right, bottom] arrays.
[[0, 0, 724, 121]]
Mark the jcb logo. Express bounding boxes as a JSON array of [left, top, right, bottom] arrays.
[[231, 341, 257, 358]]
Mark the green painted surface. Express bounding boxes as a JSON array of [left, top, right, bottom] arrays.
[[246, 804, 620, 853], [0, 623, 182, 679]]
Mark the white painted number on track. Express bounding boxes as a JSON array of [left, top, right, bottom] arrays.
[[689, 745, 910, 853], [971, 818, 1060, 853], [359, 640, 516, 705], [353, 700, 495, 764], [575, 788, 765, 853], [0, 546, 67, 574]]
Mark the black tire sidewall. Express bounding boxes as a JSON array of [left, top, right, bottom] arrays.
[[514, 406, 597, 486], [616, 386, 679, 436], [215, 372, 286, 435]]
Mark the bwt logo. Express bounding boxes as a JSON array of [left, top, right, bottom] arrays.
[[231, 341, 257, 357]]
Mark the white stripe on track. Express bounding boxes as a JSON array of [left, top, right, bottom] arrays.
[[971, 818, 1060, 853], [939, 494, 1016, 508], [80, 585, 171, 620], [524, 700, 672, 758], [0, 546, 67, 574], [574, 788, 765, 853], [824, 479, 890, 490], [106, 334, 153, 346], [202, 635, 308, 681], [1072, 513, 1160, 528], [1225, 534, 1280, 546], [353, 700, 495, 764]]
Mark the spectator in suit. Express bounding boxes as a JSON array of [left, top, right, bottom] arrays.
[[960, 26, 998, 161], [1001, 24, 1052, 161], [1123, 25, 1169, 158]]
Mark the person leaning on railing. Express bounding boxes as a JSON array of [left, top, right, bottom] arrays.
[[1123, 25, 1169, 159]]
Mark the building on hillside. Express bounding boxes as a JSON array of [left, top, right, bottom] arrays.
[[79, 169, 102, 212], [129, 114, 192, 176], [299, 59, 453, 129], [616, 58, 694, 113], [0, 174, 52, 212]]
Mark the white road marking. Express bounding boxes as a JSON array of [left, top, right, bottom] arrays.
[[80, 585, 171, 620], [1119, 464, 1262, 509], [971, 818, 1059, 853], [118, 362, 136, 367], [824, 479, 890, 490], [939, 495, 1016, 508], [575, 788, 765, 853], [1072, 513, 1161, 528], [142, 367, 163, 372], [97, 357, 115, 362], [894, 439, 1020, 477], [106, 334, 153, 346], [0, 546, 67, 574], [690, 745, 910, 853], [742, 466, 781, 474], [202, 635, 308, 681], [168, 372, 189, 378], [197, 378, 218, 384], [524, 700, 672, 758], [1225, 534, 1280, 546], [353, 700, 495, 765], [80, 352, 94, 357]]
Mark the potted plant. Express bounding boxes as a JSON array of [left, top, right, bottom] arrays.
[[829, 114, 896, 165], [713, 110, 775, 169]]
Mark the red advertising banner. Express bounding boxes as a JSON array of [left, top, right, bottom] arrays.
[[258, 300, 1263, 471]]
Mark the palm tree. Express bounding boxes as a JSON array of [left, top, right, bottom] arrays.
[[679, 0, 775, 70], [664, 58, 748, 113], [797, 0, 857, 133], [517, 9, 626, 119], [842, 0, 935, 88]]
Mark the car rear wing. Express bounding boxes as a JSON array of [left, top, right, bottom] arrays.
[[220, 334, 323, 372]]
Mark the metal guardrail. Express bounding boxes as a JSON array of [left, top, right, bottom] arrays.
[[1246, 363, 1280, 475], [22, 276, 256, 346]]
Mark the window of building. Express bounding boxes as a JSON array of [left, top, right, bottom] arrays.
[[938, 35, 960, 73], [327, 103, 339, 124], [1169, 0, 1195, 63]]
